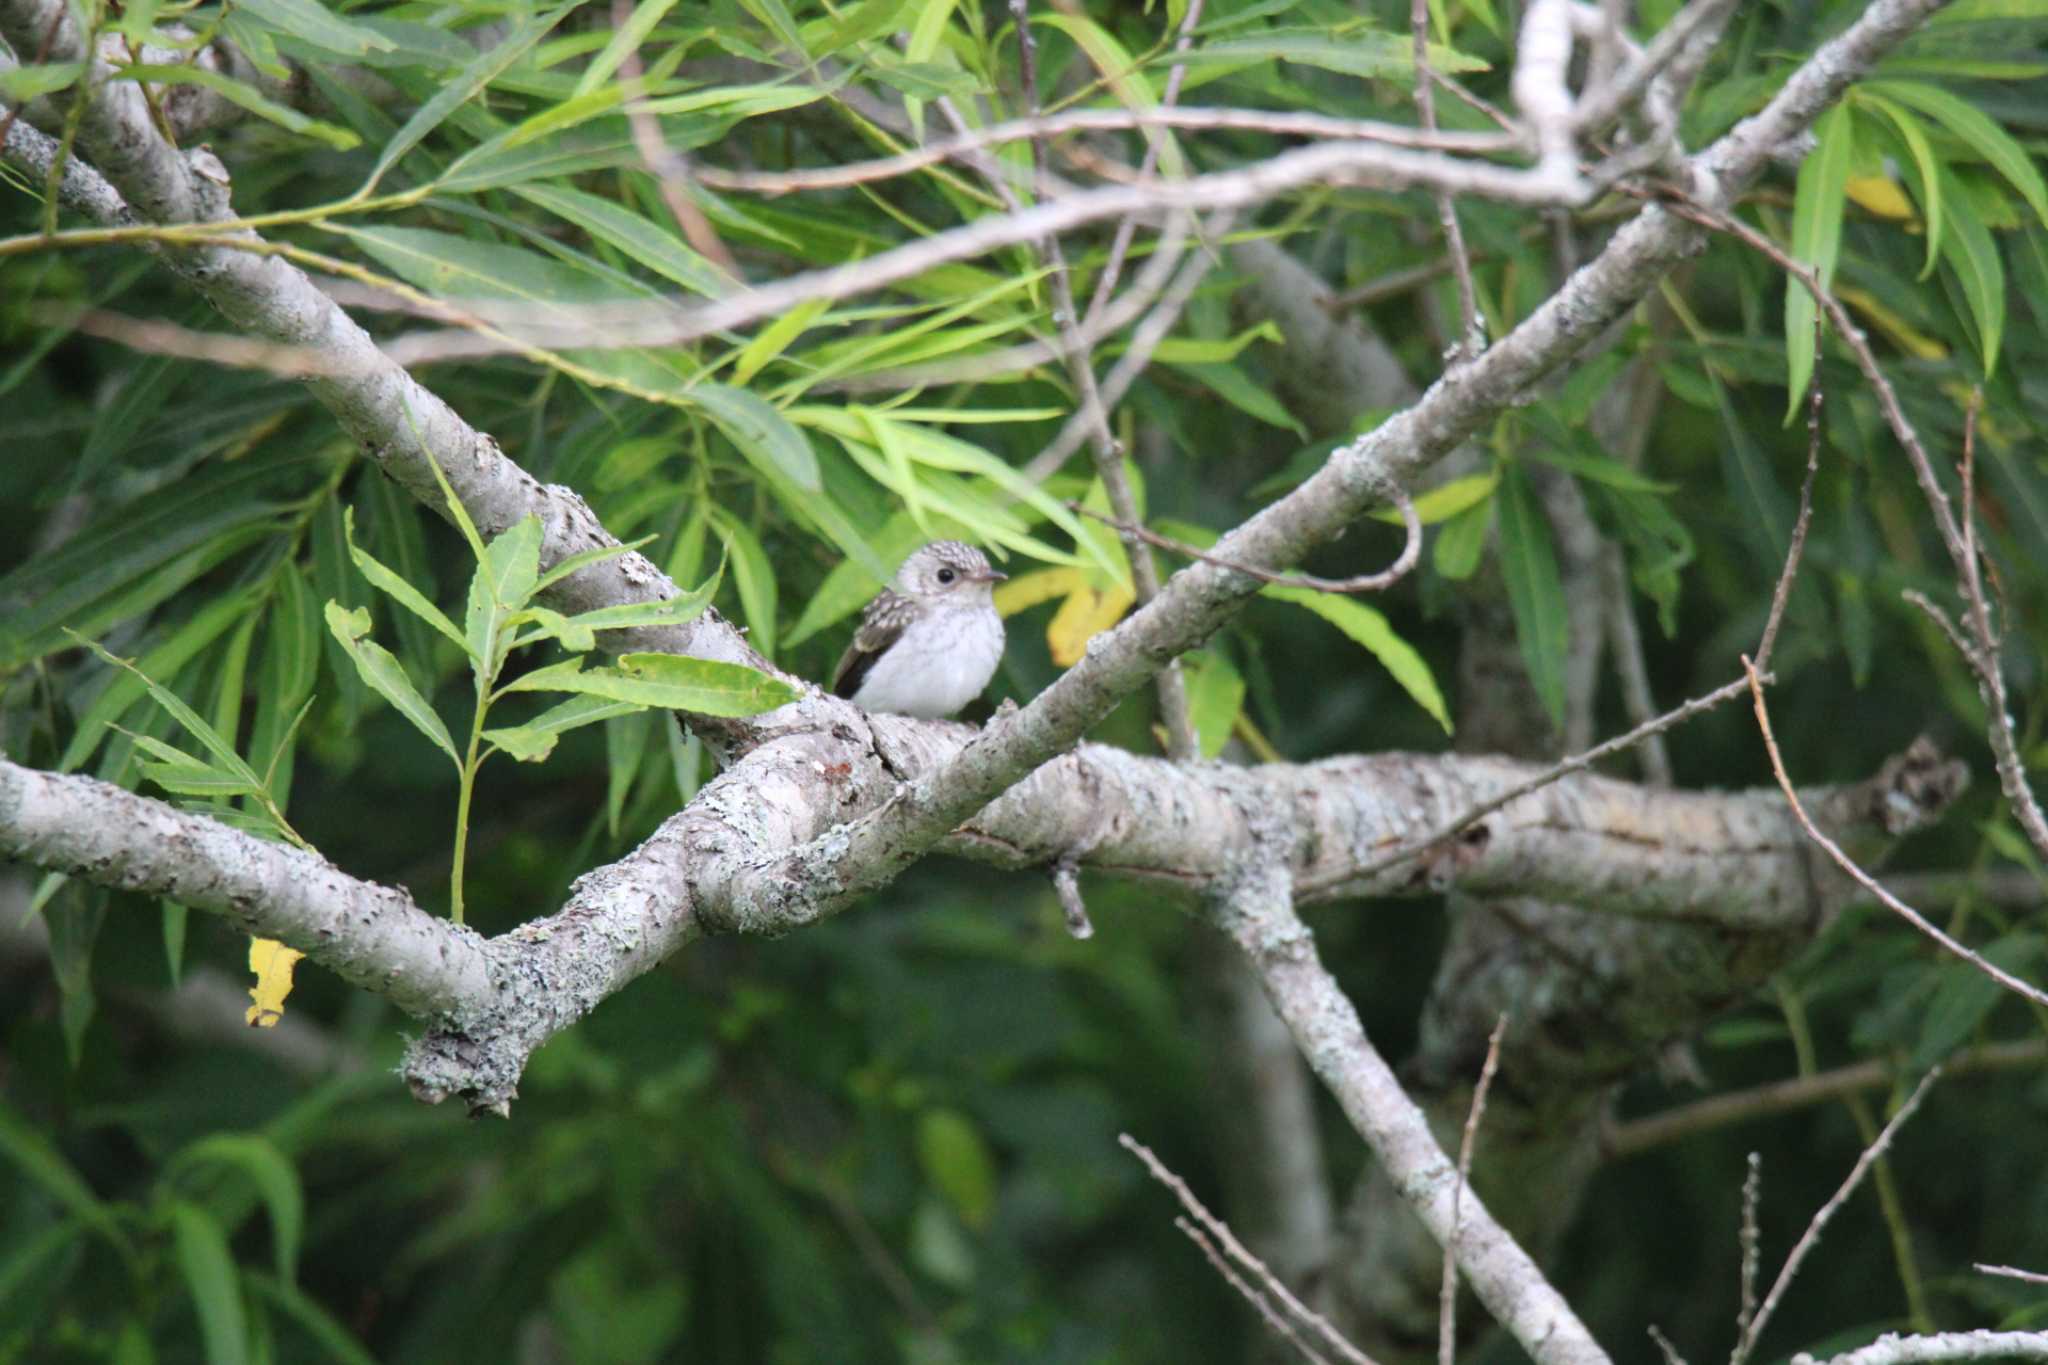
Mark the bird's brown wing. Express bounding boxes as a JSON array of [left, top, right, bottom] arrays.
[[832, 590, 915, 699]]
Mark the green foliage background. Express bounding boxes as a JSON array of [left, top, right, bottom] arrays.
[[3, 0, 2048, 1361]]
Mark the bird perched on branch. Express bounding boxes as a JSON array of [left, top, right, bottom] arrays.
[[833, 541, 1007, 719]]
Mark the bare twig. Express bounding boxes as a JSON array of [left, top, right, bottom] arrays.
[[1414, 0, 1482, 359], [1737, 1153, 1763, 1341], [1975, 1264, 2048, 1287], [693, 106, 1521, 197], [1121, 1133, 1376, 1365], [1651, 1325, 1693, 1365], [1790, 1330, 2048, 1365], [1513, 0, 1581, 177], [1574, 0, 1741, 137], [1010, 0, 1199, 761], [1071, 494, 1422, 596], [1732, 1068, 1942, 1365], [611, 0, 740, 280], [1743, 657, 2048, 1011], [1606, 1041, 2048, 1158], [1440, 1013, 1509, 1365], [1081, 0, 1205, 331], [27, 304, 347, 375], [1019, 209, 1221, 481], [1668, 193, 2048, 864], [1178, 1218, 1332, 1365], [1754, 325, 1825, 670], [1339, 672, 1757, 887]]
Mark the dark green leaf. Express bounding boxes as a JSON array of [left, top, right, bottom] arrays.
[[168, 1135, 304, 1283], [169, 1202, 247, 1365], [1494, 464, 1568, 730]]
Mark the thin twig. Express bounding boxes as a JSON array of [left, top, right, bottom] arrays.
[[1736, 1153, 1763, 1341], [1413, 0, 1482, 359], [27, 304, 347, 375], [1754, 321, 1824, 671], [1439, 1013, 1508, 1365], [1667, 192, 2048, 863], [1731, 1069, 1942, 1365], [611, 0, 740, 280], [1605, 1041, 2048, 1158], [691, 106, 1522, 196], [1975, 1264, 2048, 1287], [1011, 0, 1199, 761], [1020, 209, 1220, 481], [1120, 1133, 1375, 1365], [1743, 656, 2048, 1012], [1333, 673, 1756, 889], [1081, 0, 1205, 332], [1651, 1324, 1694, 1365], [1070, 495, 1422, 596], [1178, 1219, 1332, 1365], [1790, 1330, 2048, 1365], [1574, 0, 1740, 136]]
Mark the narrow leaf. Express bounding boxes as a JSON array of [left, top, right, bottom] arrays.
[[342, 508, 465, 652], [323, 604, 458, 766], [169, 1202, 248, 1365], [1785, 103, 1853, 419], [1494, 464, 1568, 730]]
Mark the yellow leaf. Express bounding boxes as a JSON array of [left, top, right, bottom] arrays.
[[1046, 580, 1136, 666], [1371, 471, 1499, 526], [245, 937, 306, 1028], [994, 567, 1083, 617], [1837, 285, 1949, 360], [1846, 175, 1916, 221]]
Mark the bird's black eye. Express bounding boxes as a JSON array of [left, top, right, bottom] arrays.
[[936, 567, 958, 585]]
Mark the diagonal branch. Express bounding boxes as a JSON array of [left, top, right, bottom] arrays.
[[1209, 849, 1608, 1365]]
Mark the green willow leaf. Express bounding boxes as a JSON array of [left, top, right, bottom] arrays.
[[501, 654, 799, 717], [1936, 163, 2008, 372], [691, 383, 821, 493], [1786, 103, 1853, 419], [324, 604, 458, 767], [235, 0, 396, 57], [1857, 93, 1946, 275], [1262, 587, 1452, 733], [113, 64, 359, 148], [364, 5, 571, 192], [1863, 79, 2048, 229], [169, 1202, 248, 1365], [342, 508, 465, 652], [1494, 464, 1568, 730], [167, 1134, 304, 1283], [1181, 650, 1246, 759]]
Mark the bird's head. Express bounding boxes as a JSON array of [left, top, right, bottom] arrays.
[[894, 540, 1006, 604]]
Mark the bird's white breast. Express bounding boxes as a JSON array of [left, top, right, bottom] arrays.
[[850, 603, 1004, 719]]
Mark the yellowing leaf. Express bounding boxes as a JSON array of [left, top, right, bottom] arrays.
[[994, 567, 1084, 617], [1371, 471, 1499, 526], [1846, 174, 1917, 220], [1046, 580, 1136, 666], [1837, 286, 1950, 360], [245, 938, 305, 1028]]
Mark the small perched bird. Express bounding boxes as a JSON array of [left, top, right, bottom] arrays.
[[833, 541, 1007, 718]]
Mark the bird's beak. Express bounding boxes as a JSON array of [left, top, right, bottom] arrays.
[[978, 570, 1008, 583]]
